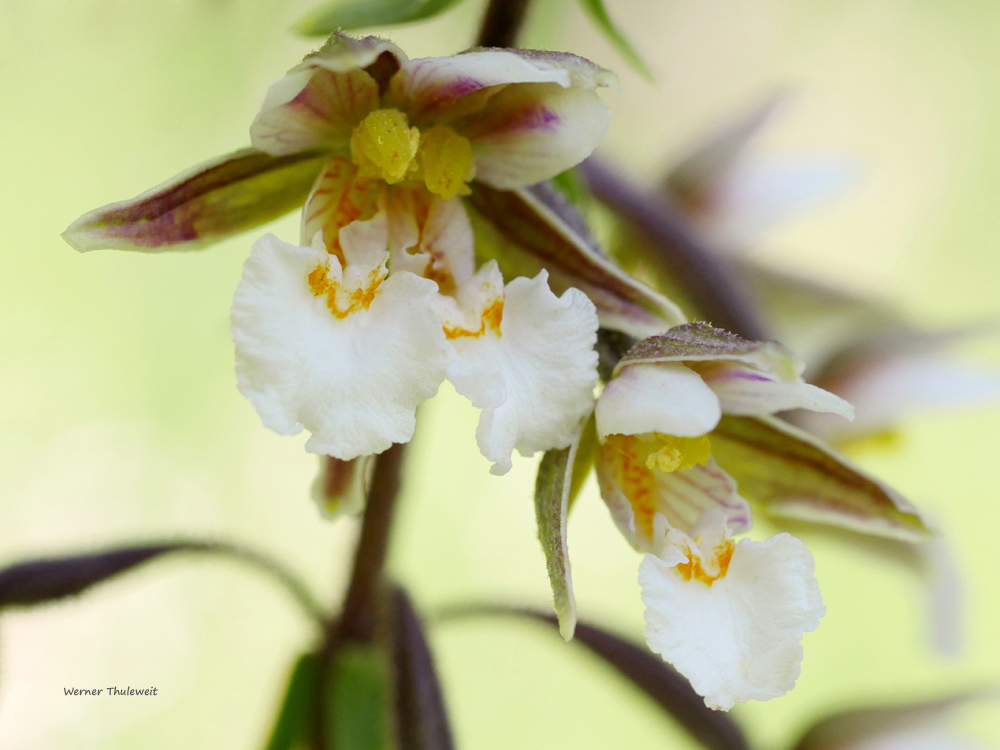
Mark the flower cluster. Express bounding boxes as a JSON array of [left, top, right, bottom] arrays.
[[64, 33, 931, 713]]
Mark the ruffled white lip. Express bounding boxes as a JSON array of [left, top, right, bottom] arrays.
[[439, 262, 599, 475], [639, 510, 825, 711], [231, 233, 450, 460]]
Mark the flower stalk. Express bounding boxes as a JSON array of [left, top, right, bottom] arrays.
[[477, 0, 531, 47]]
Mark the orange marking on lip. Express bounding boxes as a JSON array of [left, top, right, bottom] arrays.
[[675, 539, 734, 586], [308, 262, 386, 319], [443, 296, 504, 340]]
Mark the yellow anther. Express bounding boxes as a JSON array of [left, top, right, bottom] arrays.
[[418, 126, 475, 200], [643, 434, 712, 473], [350, 109, 420, 184]]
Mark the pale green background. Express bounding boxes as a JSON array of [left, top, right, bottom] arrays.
[[0, 0, 998, 747]]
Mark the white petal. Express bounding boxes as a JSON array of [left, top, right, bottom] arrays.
[[231, 234, 449, 459], [462, 83, 611, 189], [251, 67, 379, 156], [640, 532, 824, 711], [389, 48, 616, 124], [696, 361, 854, 419], [250, 33, 404, 156], [596, 362, 722, 439], [446, 267, 599, 475]]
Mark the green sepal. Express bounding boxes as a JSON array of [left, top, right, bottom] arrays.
[[711, 415, 931, 542]]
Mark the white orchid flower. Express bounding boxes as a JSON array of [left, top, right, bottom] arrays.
[[590, 323, 852, 709], [233, 158, 599, 471]]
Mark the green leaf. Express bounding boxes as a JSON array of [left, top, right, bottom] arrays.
[[262, 653, 321, 750], [329, 644, 395, 750], [63, 148, 329, 253], [534, 435, 580, 641], [576, 0, 654, 81], [293, 0, 469, 36], [710, 415, 931, 542]]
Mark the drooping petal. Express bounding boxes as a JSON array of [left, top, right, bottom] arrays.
[[694, 360, 854, 420], [311, 454, 372, 518], [388, 48, 617, 125], [63, 149, 328, 252], [596, 362, 722, 439], [250, 34, 405, 156], [461, 82, 611, 189], [444, 265, 599, 475], [640, 520, 824, 711], [596, 432, 751, 550], [231, 233, 449, 459]]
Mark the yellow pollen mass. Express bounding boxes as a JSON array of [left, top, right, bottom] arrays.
[[417, 126, 475, 200], [643, 434, 712, 473], [350, 109, 420, 184]]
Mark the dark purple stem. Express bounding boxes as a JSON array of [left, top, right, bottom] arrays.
[[476, 0, 531, 48]]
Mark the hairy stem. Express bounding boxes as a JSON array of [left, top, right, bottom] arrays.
[[477, 0, 531, 48], [581, 157, 767, 341], [336, 441, 407, 644]]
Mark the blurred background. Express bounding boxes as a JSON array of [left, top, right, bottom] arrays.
[[1, 0, 999, 747]]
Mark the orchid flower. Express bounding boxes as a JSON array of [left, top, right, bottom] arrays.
[[249, 32, 616, 251], [588, 322, 851, 709], [66, 33, 615, 477]]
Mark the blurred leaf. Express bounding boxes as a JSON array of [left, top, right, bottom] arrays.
[[0, 542, 325, 622], [262, 652, 321, 750], [329, 643, 395, 750], [711, 416, 931, 542], [63, 148, 328, 253], [467, 181, 685, 339], [791, 691, 992, 750], [0, 544, 193, 607], [391, 587, 455, 750], [576, 0, 653, 81], [663, 93, 788, 218], [446, 606, 750, 750], [294, 0, 469, 36]]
